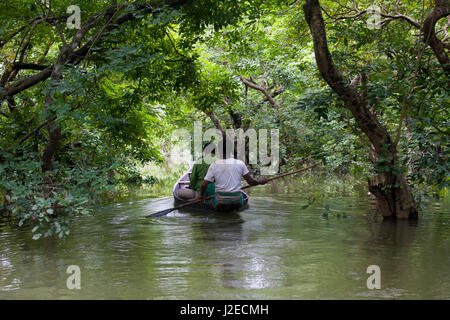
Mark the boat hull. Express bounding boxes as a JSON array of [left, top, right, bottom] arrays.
[[173, 164, 249, 213]]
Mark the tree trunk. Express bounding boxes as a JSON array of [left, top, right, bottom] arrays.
[[303, 0, 418, 219], [423, 0, 450, 76], [41, 92, 62, 198], [206, 111, 226, 137], [42, 123, 61, 172], [41, 45, 68, 197], [41, 58, 65, 173]]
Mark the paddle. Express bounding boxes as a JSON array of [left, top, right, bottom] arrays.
[[146, 196, 213, 218], [146, 163, 317, 218], [244, 163, 318, 187]]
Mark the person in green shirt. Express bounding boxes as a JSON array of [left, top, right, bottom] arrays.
[[190, 142, 216, 197]]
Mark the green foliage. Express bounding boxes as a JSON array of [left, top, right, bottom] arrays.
[[188, 0, 448, 208], [0, 0, 236, 239], [0, 0, 448, 240]]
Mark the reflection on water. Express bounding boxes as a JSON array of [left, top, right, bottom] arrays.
[[0, 181, 449, 299]]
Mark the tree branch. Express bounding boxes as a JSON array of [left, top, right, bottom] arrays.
[[205, 111, 226, 137], [239, 75, 279, 107], [0, 67, 53, 101], [0, 16, 42, 49], [12, 63, 49, 71], [0, 1, 189, 101], [320, 6, 420, 29], [422, 0, 450, 75]]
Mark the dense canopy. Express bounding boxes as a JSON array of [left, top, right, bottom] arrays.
[[0, 0, 448, 239]]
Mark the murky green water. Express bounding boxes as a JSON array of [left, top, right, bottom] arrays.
[[1, 179, 449, 299]]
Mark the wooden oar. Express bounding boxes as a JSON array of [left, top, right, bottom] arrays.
[[146, 196, 213, 218], [146, 163, 317, 218], [243, 163, 318, 188]]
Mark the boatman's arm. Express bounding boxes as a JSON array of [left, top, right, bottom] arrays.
[[243, 173, 269, 186]]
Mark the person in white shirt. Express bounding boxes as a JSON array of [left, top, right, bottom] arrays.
[[200, 139, 268, 207]]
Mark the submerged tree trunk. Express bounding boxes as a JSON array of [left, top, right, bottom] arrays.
[[303, 0, 418, 219]]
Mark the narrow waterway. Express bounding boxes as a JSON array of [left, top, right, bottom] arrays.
[[1, 179, 449, 299]]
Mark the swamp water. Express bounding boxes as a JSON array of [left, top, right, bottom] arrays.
[[1, 178, 449, 299]]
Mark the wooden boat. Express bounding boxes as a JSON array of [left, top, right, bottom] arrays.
[[173, 164, 249, 212]]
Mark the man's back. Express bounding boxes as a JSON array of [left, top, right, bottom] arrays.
[[204, 158, 249, 193]]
